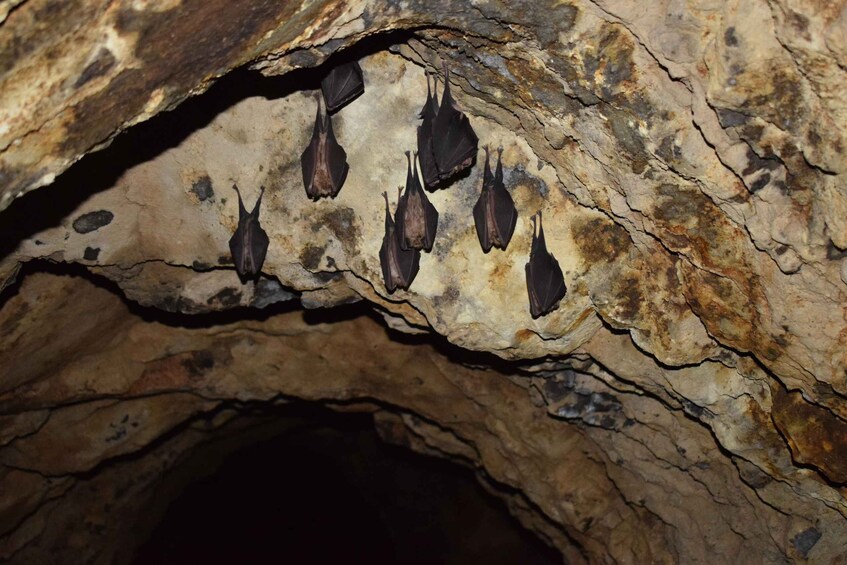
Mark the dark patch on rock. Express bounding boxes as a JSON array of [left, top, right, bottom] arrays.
[[786, 11, 811, 39], [34, 240, 43, 246], [300, 243, 326, 271], [553, 390, 624, 430], [541, 371, 576, 403], [775, 245, 789, 256], [192, 260, 212, 271], [181, 350, 215, 378], [602, 106, 648, 173], [572, 216, 632, 264], [251, 278, 296, 309], [317, 207, 361, 247], [791, 527, 821, 558], [611, 274, 643, 321], [656, 136, 683, 164], [0, 0, 93, 76], [190, 175, 215, 201], [535, 3, 578, 45], [206, 287, 243, 309], [313, 271, 343, 283], [723, 27, 738, 47], [74, 48, 117, 88], [83, 247, 100, 261], [826, 240, 847, 261], [434, 286, 460, 308], [63, 0, 299, 160], [749, 173, 771, 193], [741, 67, 805, 132], [742, 148, 781, 176], [772, 386, 847, 484], [72, 210, 114, 233], [716, 108, 748, 128], [218, 255, 234, 266]]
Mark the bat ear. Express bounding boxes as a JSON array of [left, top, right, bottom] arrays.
[[252, 186, 266, 216], [232, 184, 247, 216], [495, 146, 504, 184], [405, 150, 414, 189], [483, 145, 493, 186]]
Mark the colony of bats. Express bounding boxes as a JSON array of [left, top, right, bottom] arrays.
[[228, 59, 567, 319]]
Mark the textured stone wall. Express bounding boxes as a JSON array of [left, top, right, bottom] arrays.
[[1, 0, 846, 562]]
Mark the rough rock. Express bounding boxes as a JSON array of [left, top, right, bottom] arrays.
[[1, 0, 846, 563]]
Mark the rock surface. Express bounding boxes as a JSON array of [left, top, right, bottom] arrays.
[[1, 0, 846, 563]]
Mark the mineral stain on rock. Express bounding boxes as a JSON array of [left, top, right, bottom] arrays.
[[206, 287, 242, 308], [74, 48, 117, 88], [72, 210, 114, 234], [83, 247, 100, 261], [181, 350, 215, 378], [190, 175, 215, 201], [791, 527, 822, 558]]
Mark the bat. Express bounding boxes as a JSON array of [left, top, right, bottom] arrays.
[[525, 210, 566, 318], [473, 145, 517, 252], [229, 184, 270, 278], [321, 60, 365, 113], [300, 96, 349, 200], [418, 64, 479, 188], [396, 150, 439, 252], [379, 189, 421, 293], [417, 73, 440, 188]]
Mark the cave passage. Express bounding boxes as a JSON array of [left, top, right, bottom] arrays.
[[132, 407, 562, 565]]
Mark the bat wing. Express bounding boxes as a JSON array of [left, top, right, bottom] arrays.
[[300, 110, 321, 198], [432, 109, 478, 181], [379, 232, 396, 293], [228, 211, 269, 278], [526, 249, 566, 318], [417, 124, 440, 189], [321, 61, 364, 113], [395, 237, 420, 290], [324, 116, 349, 197], [423, 197, 439, 252], [491, 184, 518, 250], [473, 193, 492, 253]]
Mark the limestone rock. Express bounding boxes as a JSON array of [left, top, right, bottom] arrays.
[[1, 0, 846, 562]]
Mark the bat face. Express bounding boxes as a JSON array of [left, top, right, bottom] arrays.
[[228, 184, 270, 279], [525, 211, 566, 318], [380, 190, 421, 293], [321, 61, 365, 113], [473, 146, 517, 252], [300, 98, 350, 200], [396, 151, 439, 252], [417, 64, 478, 189]]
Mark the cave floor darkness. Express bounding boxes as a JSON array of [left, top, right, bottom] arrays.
[[132, 408, 561, 565]]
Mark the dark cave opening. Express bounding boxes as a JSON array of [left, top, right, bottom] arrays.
[[131, 406, 562, 565]]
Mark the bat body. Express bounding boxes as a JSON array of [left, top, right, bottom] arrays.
[[418, 65, 479, 189], [473, 146, 517, 252], [525, 211, 566, 318], [301, 97, 349, 200], [321, 61, 364, 113], [396, 151, 439, 252], [380, 190, 421, 293], [417, 75, 440, 186], [229, 184, 270, 278]]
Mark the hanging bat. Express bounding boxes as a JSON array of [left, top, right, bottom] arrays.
[[396, 150, 439, 252], [473, 146, 517, 252], [419, 63, 479, 189], [417, 73, 440, 188], [321, 60, 365, 113], [300, 96, 349, 200], [229, 184, 270, 278], [525, 210, 566, 318], [380, 189, 421, 293]]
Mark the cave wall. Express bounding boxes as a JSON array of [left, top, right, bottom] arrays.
[[1, 0, 846, 563]]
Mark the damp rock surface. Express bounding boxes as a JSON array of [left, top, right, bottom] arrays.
[[1, 1, 846, 563]]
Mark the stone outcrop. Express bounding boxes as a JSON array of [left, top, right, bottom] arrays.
[[1, 0, 846, 562]]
